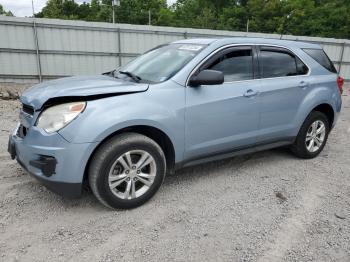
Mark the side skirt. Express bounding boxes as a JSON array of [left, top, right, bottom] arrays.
[[175, 138, 294, 170]]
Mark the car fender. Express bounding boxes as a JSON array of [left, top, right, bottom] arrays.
[[293, 84, 340, 136], [59, 88, 185, 163]]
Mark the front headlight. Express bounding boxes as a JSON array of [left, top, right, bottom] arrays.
[[37, 102, 86, 133]]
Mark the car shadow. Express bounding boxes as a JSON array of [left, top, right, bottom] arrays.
[[163, 146, 295, 187], [18, 146, 296, 211]]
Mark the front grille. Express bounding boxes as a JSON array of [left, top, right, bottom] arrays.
[[22, 103, 34, 116]]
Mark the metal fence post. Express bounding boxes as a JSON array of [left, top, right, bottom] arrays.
[[32, 18, 42, 82], [338, 42, 345, 74], [117, 28, 122, 67]]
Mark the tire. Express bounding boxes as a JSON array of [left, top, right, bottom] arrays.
[[88, 133, 166, 209], [291, 111, 330, 159]]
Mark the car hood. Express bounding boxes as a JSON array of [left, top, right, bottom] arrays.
[[21, 75, 149, 109]]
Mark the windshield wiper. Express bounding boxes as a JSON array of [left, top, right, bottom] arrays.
[[102, 69, 117, 77], [119, 71, 142, 82]]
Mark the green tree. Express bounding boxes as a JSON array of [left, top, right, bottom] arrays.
[[0, 4, 14, 16], [246, 0, 285, 34], [36, 0, 79, 19], [33, 0, 350, 39], [171, 0, 218, 28], [156, 7, 175, 26], [218, 4, 248, 31], [114, 0, 168, 25]]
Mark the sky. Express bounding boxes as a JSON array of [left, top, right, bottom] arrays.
[[0, 0, 177, 17]]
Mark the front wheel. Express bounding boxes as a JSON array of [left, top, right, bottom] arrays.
[[291, 111, 330, 159], [88, 133, 166, 209]]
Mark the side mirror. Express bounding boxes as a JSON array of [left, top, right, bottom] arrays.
[[189, 69, 224, 87]]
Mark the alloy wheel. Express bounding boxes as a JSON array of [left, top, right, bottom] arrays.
[[108, 150, 156, 200], [305, 120, 326, 153]]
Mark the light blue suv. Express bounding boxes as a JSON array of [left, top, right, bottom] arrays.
[[8, 38, 343, 209]]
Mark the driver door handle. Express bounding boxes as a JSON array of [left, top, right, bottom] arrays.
[[299, 81, 309, 88], [243, 89, 259, 98]]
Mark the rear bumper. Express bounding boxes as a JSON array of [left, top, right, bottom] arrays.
[[8, 124, 98, 198]]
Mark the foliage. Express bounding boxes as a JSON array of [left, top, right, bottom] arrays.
[[34, 0, 350, 39], [0, 4, 14, 16]]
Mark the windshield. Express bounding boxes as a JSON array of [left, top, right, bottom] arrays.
[[117, 43, 206, 83]]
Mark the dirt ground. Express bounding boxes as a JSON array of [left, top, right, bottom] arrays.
[[0, 89, 349, 262]]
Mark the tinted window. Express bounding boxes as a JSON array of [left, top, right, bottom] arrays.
[[207, 49, 253, 82], [260, 50, 306, 78], [303, 48, 337, 73], [296, 57, 309, 75]]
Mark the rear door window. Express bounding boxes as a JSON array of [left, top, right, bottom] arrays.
[[259, 47, 309, 78], [303, 48, 337, 73]]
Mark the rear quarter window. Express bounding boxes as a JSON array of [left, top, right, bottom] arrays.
[[303, 48, 337, 73]]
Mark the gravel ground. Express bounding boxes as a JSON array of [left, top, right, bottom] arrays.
[[0, 89, 349, 262]]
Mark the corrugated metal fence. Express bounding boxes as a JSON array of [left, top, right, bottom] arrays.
[[0, 16, 349, 83]]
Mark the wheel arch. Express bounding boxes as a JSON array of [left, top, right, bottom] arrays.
[[296, 95, 337, 138], [83, 125, 176, 184], [311, 103, 334, 128]]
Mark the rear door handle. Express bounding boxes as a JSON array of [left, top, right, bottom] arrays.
[[243, 89, 258, 97], [299, 81, 309, 88]]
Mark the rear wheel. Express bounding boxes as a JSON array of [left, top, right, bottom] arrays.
[[291, 111, 330, 159], [89, 133, 166, 209]]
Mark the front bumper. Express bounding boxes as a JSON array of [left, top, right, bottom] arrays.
[[8, 124, 98, 198]]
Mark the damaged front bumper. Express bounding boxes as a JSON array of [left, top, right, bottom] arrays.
[[8, 124, 98, 198]]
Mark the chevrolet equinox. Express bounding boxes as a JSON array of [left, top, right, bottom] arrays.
[[8, 38, 343, 209]]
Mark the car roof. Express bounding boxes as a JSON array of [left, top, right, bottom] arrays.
[[173, 37, 321, 49]]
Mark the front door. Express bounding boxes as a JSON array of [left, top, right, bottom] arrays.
[[185, 46, 261, 160]]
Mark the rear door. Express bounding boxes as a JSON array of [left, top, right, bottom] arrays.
[[257, 46, 310, 143], [184, 46, 261, 160]]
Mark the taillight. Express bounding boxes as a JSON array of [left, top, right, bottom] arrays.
[[337, 76, 344, 94]]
